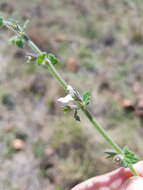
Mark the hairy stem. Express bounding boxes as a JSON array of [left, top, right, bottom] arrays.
[[28, 40, 41, 54], [45, 61, 68, 90], [29, 38, 122, 155], [80, 107, 123, 154], [2, 18, 139, 176], [27, 39, 139, 176]]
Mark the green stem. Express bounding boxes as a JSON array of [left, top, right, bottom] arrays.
[[28, 39, 126, 158], [28, 40, 139, 176], [28, 40, 68, 90], [3, 20, 139, 176], [27, 37, 123, 154], [80, 106, 139, 176], [80, 106, 123, 154], [28, 40, 41, 54], [28, 35, 123, 155], [45, 61, 68, 90], [129, 165, 139, 176]]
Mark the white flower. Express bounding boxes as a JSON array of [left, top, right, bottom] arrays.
[[67, 85, 75, 97], [58, 94, 74, 104]]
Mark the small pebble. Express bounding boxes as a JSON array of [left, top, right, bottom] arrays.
[[12, 139, 25, 150]]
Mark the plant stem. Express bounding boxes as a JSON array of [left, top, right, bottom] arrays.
[[79, 106, 138, 176], [28, 39, 139, 176], [128, 165, 138, 176], [28, 40, 41, 54], [3, 20, 139, 176], [27, 40, 68, 90], [45, 61, 68, 90], [80, 107, 123, 154], [28, 36, 122, 155]]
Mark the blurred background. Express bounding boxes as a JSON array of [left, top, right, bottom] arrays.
[[0, 0, 143, 189]]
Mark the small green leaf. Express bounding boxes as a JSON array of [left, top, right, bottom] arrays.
[[74, 110, 80, 121], [15, 37, 24, 48], [105, 149, 118, 158], [48, 53, 58, 65], [36, 52, 47, 65], [82, 92, 91, 105], [63, 105, 72, 113], [0, 17, 4, 27], [122, 147, 140, 168], [9, 36, 24, 48]]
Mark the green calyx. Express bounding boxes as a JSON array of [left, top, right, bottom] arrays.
[[10, 36, 25, 48], [105, 147, 140, 168], [122, 147, 140, 168], [47, 53, 58, 65], [15, 37, 25, 48], [36, 52, 47, 65], [36, 52, 58, 66], [82, 92, 91, 105]]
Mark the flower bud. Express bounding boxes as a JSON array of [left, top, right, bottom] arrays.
[[113, 154, 124, 165]]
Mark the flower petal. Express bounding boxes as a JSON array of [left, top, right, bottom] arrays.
[[67, 85, 75, 97], [58, 94, 74, 104]]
